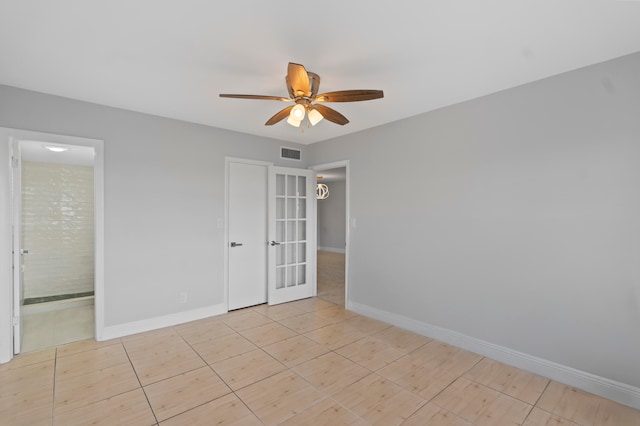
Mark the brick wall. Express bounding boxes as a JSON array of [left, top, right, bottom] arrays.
[[21, 161, 94, 299]]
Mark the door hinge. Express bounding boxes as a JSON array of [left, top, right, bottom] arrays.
[[12, 316, 19, 326], [11, 156, 18, 168]]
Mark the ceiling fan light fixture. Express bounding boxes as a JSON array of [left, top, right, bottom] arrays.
[[308, 108, 323, 126], [287, 104, 305, 127], [290, 104, 305, 119], [287, 115, 302, 127]]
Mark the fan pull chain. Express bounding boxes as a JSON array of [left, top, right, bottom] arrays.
[[300, 117, 310, 133]]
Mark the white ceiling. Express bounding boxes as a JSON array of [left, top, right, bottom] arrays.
[[20, 141, 95, 166], [1, 1, 640, 145]]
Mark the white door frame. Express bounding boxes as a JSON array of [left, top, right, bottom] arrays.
[[224, 157, 272, 311], [310, 160, 350, 308], [10, 137, 22, 353], [1, 128, 104, 363]]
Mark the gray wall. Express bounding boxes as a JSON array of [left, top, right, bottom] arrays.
[[317, 179, 346, 251], [0, 85, 307, 328], [308, 51, 640, 388], [1, 51, 640, 391]]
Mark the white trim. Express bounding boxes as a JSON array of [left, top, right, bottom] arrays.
[[310, 161, 350, 308], [310, 160, 350, 172], [224, 157, 272, 312], [102, 303, 227, 340], [317, 246, 346, 254], [11, 137, 22, 353], [225, 157, 272, 167], [93, 139, 105, 341], [348, 301, 640, 410]]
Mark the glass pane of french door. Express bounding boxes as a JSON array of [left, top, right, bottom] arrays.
[[268, 167, 315, 305]]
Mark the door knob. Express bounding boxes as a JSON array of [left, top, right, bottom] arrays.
[[270, 241, 281, 246], [230, 242, 243, 247]]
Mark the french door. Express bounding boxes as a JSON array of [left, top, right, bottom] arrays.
[[267, 167, 315, 305]]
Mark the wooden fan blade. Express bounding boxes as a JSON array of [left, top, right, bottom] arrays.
[[265, 105, 294, 125], [311, 104, 349, 125], [285, 76, 295, 99], [219, 94, 292, 102], [287, 63, 311, 97], [308, 72, 321, 98], [315, 90, 384, 102]]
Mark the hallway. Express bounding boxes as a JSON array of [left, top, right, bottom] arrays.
[[316, 250, 345, 306]]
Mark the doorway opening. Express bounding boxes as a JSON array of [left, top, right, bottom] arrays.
[[18, 141, 96, 352], [311, 162, 348, 307]]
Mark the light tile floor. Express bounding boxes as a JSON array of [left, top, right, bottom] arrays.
[[21, 303, 95, 353], [317, 250, 345, 306], [1, 297, 639, 425]]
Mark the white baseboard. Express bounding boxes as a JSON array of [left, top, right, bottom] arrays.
[[347, 301, 640, 410], [318, 246, 345, 254], [101, 303, 227, 341]]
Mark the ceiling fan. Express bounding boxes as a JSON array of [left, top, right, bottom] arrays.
[[220, 62, 384, 127]]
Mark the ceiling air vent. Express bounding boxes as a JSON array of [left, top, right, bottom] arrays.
[[281, 147, 301, 161]]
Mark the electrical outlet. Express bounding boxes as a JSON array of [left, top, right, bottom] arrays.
[[179, 292, 187, 304]]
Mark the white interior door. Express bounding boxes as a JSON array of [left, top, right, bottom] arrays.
[[228, 161, 268, 310], [11, 138, 23, 354], [268, 166, 315, 305]]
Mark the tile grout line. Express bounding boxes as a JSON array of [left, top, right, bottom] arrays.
[[429, 354, 557, 425], [175, 326, 262, 422], [50, 347, 58, 426], [411, 355, 486, 421], [23, 288, 623, 425], [467, 374, 546, 408], [175, 322, 275, 425], [263, 298, 429, 418], [457, 360, 556, 423], [68, 316, 398, 424], [8, 298, 636, 425], [49, 342, 143, 421], [248, 313, 376, 425], [520, 379, 573, 426], [121, 328, 209, 387], [121, 342, 160, 425], [533, 378, 552, 407], [209, 299, 377, 424]]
